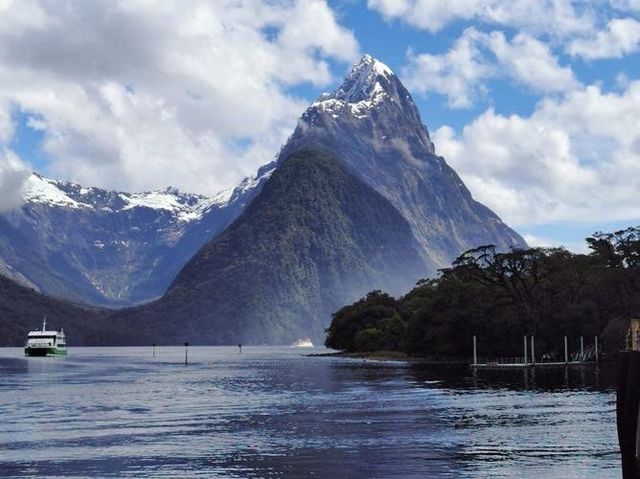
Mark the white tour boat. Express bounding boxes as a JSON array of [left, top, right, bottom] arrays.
[[291, 338, 314, 348], [24, 318, 67, 357]]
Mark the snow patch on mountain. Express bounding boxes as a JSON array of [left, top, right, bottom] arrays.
[[25, 174, 85, 209], [236, 163, 276, 196], [23, 163, 278, 223], [23, 174, 230, 222], [120, 189, 215, 222]]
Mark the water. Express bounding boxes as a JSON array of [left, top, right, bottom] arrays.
[[0, 347, 620, 478]]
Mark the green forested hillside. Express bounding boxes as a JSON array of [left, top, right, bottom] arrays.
[[0, 275, 108, 346], [115, 148, 426, 345]]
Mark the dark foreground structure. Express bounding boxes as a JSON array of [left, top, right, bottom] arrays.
[[617, 350, 640, 478]]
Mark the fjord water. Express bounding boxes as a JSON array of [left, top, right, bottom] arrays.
[[0, 347, 619, 478]]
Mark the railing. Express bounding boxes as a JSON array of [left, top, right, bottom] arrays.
[[475, 352, 596, 365], [572, 344, 596, 362]]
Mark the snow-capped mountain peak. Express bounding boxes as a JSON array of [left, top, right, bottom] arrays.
[[329, 54, 394, 103], [310, 54, 398, 120]]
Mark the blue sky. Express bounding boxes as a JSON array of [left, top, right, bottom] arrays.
[[1, 0, 640, 252]]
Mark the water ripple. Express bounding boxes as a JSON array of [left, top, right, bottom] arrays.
[[0, 347, 620, 478]]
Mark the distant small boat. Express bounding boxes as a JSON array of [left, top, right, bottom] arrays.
[[291, 338, 314, 348], [24, 317, 67, 357]]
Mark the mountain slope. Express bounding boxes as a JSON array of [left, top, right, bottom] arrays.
[[278, 54, 526, 271], [116, 149, 425, 344], [0, 167, 273, 307], [0, 274, 104, 346]]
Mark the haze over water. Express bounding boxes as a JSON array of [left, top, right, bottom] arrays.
[[0, 347, 620, 478]]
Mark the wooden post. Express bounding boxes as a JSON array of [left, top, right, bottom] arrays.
[[184, 341, 189, 365], [152, 343, 156, 358], [580, 336, 584, 361], [564, 336, 568, 364], [595, 336, 599, 362], [631, 319, 640, 350], [531, 336, 535, 365], [524, 335, 528, 364], [472, 335, 477, 365]]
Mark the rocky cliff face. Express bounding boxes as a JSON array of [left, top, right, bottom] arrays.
[[0, 166, 273, 306], [279, 54, 526, 271]]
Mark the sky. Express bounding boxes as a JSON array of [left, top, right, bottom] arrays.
[[0, 0, 640, 252]]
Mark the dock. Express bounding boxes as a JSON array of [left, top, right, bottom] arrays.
[[471, 360, 596, 369], [469, 334, 599, 369]]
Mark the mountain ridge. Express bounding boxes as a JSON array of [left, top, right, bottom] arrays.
[[0, 166, 274, 307]]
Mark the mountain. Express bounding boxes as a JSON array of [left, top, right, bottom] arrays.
[[115, 149, 426, 344], [1, 54, 527, 346], [0, 274, 100, 346], [0, 166, 274, 307], [278, 54, 526, 271], [0, 271, 159, 346], [110, 54, 527, 345]]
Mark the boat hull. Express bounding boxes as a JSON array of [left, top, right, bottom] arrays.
[[24, 347, 67, 357]]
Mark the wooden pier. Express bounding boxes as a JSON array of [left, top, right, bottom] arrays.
[[471, 360, 596, 369], [470, 334, 599, 369]]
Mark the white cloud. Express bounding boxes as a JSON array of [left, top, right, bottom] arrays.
[[610, 0, 640, 12], [568, 17, 640, 59], [367, 0, 594, 37], [368, 0, 479, 32], [0, 100, 14, 142], [0, 0, 359, 194], [432, 81, 640, 227], [401, 28, 490, 108], [0, 0, 55, 35], [401, 29, 578, 108], [0, 150, 29, 212], [522, 233, 588, 253], [486, 32, 580, 93]]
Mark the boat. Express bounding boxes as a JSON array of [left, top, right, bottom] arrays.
[[291, 338, 314, 348], [24, 317, 67, 357]]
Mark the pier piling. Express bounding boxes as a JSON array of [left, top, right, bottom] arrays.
[[564, 336, 568, 364], [524, 336, 528, 365], [531, 336, 535, 365], [472, 335, 477, 366], [184, 341, 189, 365]]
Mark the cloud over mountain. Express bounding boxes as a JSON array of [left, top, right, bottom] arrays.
[[0, 0, 359, 194], [0, 151, 29, 212]]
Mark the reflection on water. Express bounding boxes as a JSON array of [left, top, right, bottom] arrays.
[[0, 347, 620, 478]]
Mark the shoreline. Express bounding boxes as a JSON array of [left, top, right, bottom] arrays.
[[309, 350, 619, 367], [307, 350, 469, 365]]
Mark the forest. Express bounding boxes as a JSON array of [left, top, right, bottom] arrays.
[[325, 227, 640, 359]]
